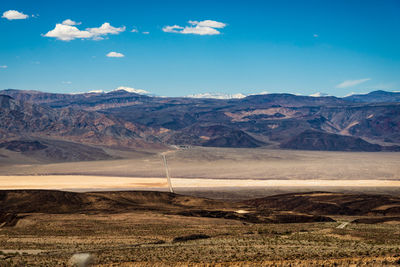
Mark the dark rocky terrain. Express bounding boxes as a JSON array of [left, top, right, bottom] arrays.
[[244, 191, 400, 216], [3, 190, 400, 226], [1, 89, 400, 152], [0, 190, 335, 225]]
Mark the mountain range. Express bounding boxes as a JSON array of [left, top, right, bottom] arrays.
[[1, 89, 400, 155]]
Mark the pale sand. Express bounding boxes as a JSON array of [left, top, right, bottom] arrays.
[[1, 175, 400, 190], [173, 179, 400, 188], [0, 175, 168, 190]]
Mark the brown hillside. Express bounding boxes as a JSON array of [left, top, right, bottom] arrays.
[[0, 190, 334, 225], [244, 191, 400, 216]]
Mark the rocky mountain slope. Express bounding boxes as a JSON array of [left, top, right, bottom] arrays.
[[0, 139, 114, 162], [0, 94, 164, 150], [280, 130, 399, 151], [1, 89, 400, 151]]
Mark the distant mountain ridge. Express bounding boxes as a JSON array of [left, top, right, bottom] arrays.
[[344, 90, 400, 103], [1, 89, 400, 152]]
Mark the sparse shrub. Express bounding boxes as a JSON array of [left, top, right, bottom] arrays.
[[152, 239, 166, 244], [172, 234, 210, 243]]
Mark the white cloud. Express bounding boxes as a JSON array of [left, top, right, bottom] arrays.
[[336, 78, 371, 88], [313, 34, 319, 38], [62, 81, 72, 84], [87, 23, 125, 37], [162, 25, 184, 33], [189, 20, 226, 28], [113, 86, 150, 94], [163, 20, 226, 35], [106, 51, 125, 58], [131, 28, 138, 33], [44, 22, 125, 41], [62, 19, 81, 26], [182, 25, 221, 35], [2, 10, 29, 20], [0, 65, 8, 69], [44, 24, 93, 41], [142, 31, 149, 34]]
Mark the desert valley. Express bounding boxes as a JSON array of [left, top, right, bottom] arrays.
[[1, 89, 400, 266], [2, 1, 400, 265]]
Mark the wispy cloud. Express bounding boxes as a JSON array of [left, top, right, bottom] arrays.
[[336, 78, 371, 88], [163, 20, 226, 35], [2, 10, 29, 20], [0, 65, 8, 69], [44, 21, 125, 41], [106, 51, 124, 58]]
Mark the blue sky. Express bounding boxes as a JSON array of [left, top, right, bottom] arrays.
[[0, 0, 399, 97]]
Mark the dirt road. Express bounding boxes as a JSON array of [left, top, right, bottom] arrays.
[[336, 222, 350, 229], [161, 153, 174, 193]]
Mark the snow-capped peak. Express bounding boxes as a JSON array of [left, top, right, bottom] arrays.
[[186, 92, 246, 99], [112, 86, 150, 95], [309, 92, 330, 97], [88, 90, 105, 94]]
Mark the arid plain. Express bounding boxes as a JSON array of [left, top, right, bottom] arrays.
[[2, 1, 400, 264], [1, 146, 400, 197], [2, 146, 400, 266]]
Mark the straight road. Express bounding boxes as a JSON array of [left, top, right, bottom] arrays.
[[161, 153, 174, 193], [336, 222, 350, 229]]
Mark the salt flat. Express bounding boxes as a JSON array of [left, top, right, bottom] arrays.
[[0, 175, 168, 190], [1, 147, 400, 181], [1, 175, 400, 191]]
